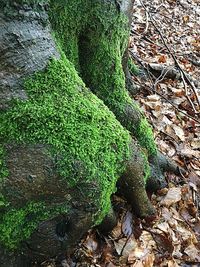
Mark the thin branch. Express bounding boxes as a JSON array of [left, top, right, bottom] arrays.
[[139, 0, 200, 108], [129, 53, 200, 123], [142, 85, 200, 125], [180, 71, 198, 114], [143, 8, 149, 34], [153, 66, 175, 91]]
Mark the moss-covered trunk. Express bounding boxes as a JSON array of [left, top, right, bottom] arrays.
[[0, 1, 164, 265]]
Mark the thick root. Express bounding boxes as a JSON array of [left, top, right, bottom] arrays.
[[147, 152, 186, 192], [117, 141, 156, 218], [98, 206, 117, 234], [157, 151, 186, 175]]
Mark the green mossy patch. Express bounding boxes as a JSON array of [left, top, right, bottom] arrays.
[[0, 146, 9, 183], [49, 0, 157, 156], [0, 55, 131, 248], [135, 118, 157, 157], [128, 58, 140, 76], [0, 202, 68, 249], [0, 0, 157, 250], [0, 0, 49, 5]]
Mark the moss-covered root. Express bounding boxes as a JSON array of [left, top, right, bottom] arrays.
[[0, 55, 131, 257], [48, 0, 157, 157], [77, 3, 157, 157], [117, 141, 156, 218], [147, 151, 186, 192], [156, 151, 186, 175]]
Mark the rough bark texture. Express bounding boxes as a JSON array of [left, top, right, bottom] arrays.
[[0, 1, 59, 110], [0, 0, 166, 265]]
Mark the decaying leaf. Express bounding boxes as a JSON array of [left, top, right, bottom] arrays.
[[171, 125, 185, 141], [114, 236, 136, 256], [160, 187, 182, 207], [184, 243, 200, 261]]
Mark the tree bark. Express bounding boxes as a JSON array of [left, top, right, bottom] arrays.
[[0, 1, 166, 265]]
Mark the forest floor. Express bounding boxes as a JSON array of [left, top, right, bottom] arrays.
[[43, 0, 200, 266]]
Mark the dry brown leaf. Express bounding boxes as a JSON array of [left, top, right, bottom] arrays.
[[151, 232, 174, 255], [131, 260, 144, 267], [111, 221, 122, 239], [167, 259, 180, 267], [160, 187, 182, 207], [176, 225, 195, 242], [191, 138, 200, 149], [177, 143, 200, 158], [155, 221, 170, 233], [171, 124, 185, 141], [146, 94, 161, 101], [184, 243, 200, 261], [158, 55, 167, 63], [183, 15, 190, 23], [172, 244, 183, 259], [128, 247, 149, 261], [83, 233, 98, 253], [114, 236, 136, 256], [170, 87, 185, 97]]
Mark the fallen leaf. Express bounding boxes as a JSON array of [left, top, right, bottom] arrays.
[[158, 55, 167, 63], [131, 260, 144, 267], [191, 138, 200, 149], [160, 187, 182, 207], [114, 236, 136, 256], [177, 144, 200, 158], [167, 259, 180, 267], [184, 244, 199, 261], [151, 232, 174, 255], [183, 15, 190, 23], [111, 221, 122, 239], [172, 125, 185, 141], [156, 222, 170, 233], [83, 233, 98, 252]]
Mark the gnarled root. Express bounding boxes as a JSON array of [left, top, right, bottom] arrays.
[[98, 206, 117, 234], [117, 141, 156, 218], [147, 151, 186, 192]]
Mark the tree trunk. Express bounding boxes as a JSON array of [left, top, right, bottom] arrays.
[[0, 1, 165, 265]]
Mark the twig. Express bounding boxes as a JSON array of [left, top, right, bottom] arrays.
[[180, 71, 198, 114], [142, 84, 200, 125], [148, 63, 199, 87], [143, 8, 149, 34], [139, 0, 200, 108], [129, 52, 200, 123], [188, 59, 200, 67], [152, 20, 200, 107], [153, 66, 175, 91]]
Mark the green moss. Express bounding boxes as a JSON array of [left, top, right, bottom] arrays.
[[0, 201, 68, 249], [1, 0, 49, 5], [0, 146, 9, 183], [49, 1, 90, 71], [0, 55, 131, 247], [135, 118, 157, 157], [0, 0, 156, 249], [128, 58, 140, 76], [49, 0, 157, 156]]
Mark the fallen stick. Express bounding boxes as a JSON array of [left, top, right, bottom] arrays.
[[148, 63, 199, 88]]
